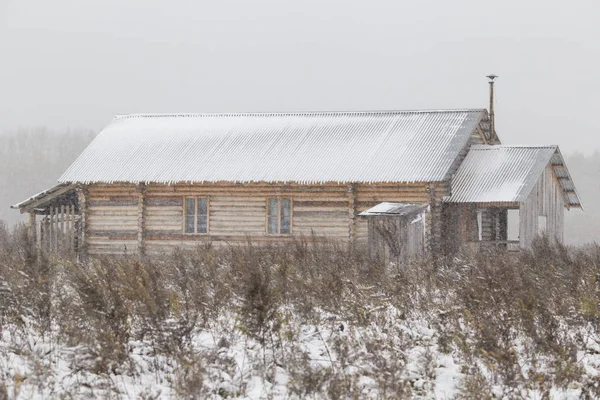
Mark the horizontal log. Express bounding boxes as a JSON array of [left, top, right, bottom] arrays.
[[145, 217, 182, 224], [88, 186, 137, 194], [294, 211, 348, 218], [210, 224, 265, 231], [146, 199, 183, 207], [88, 206, 139, 212], [88, 214, 138, 221], [293, 200, 348, 208], [88, 241, 137, 247], [208, 216, 266, 223], [145, 226, 182, 232], [88, 195, 138, 201], [293, 206, 348, 213], [88, 210, 139, 217], [145, 213, 181, 219], [87, 224, 138, 231], [146, 206, 183, 213], [88, 231, 138, 240], [88, 200, 138, 207]]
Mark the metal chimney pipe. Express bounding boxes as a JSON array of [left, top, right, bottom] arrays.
[[486, 74, 498, 143]]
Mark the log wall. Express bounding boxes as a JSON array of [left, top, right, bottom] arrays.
[[87, 184, 139, 255], [81, 182, 446, 256]]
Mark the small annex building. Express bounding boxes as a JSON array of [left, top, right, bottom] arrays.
[[12, 109, 581, 261]]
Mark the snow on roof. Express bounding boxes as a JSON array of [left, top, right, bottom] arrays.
[[58, 110, 486, 184], [445, 145, 582, 208], [359, 202, 429, 216], [11, 183, 77, 212]]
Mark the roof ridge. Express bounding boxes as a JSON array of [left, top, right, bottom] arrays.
[[471, 144, 558, 149], [114, 109, 486, 119]]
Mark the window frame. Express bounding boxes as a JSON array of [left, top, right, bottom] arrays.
[[265, 196, 293, 235], [183, 196, 210, 235]]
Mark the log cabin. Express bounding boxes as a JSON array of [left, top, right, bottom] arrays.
[[12, 109, 582, 262]]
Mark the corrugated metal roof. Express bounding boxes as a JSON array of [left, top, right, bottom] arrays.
[[58, 110, 486, 184], [359, 202, 429, 216], [445, 145, 582, 208], [11, 184, 77, 211]]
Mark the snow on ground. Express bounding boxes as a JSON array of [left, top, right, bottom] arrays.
[[1, 309, 598, 399]]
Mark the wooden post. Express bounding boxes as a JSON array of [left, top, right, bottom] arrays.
[[137, 183, 146, 258], [36, 218, 42, 254], [54, 207, 59, 252], [70, 205, 76, 253], [77, 187, 88, 261], [65, 205, 71, 252], [49, 208, 55, 252], [348, 184, 356, 244], [42, 215, 47, 252], [60, 204, 65, 251], [28, 212, 35, 247]]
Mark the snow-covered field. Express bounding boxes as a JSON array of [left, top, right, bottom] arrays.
[[1, 236, 599, 398], [2, 306, 599, 399]]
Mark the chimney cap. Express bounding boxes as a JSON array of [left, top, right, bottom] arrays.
[[487, 74, 498, 81]]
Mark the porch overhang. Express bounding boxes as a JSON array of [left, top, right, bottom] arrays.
[[11, 184, 78, 214], [444, 145, 582, 210]]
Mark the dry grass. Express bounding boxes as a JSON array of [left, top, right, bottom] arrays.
[[0, 221, 599, 398]]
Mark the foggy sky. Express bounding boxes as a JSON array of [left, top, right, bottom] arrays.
[[1, 0, 599, 154]]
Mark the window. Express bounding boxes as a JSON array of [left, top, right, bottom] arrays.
[[185, 197, 208, 234], [267, 197, 292, 234]]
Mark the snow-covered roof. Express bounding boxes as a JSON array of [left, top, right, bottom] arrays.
[[58, 110, 487, 184], [445, 145, 582, 208], [11, 183, 77, 213], [359, 202, 429, 216]]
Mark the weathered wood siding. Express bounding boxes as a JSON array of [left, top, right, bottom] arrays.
[[367, 211, 426, 265], [82, 182, 449, 256], [441, 203, 476, 254], [87, 184, 139, 255], [354, 182, 446, 252], [143, 183, 353, 255], [519, 163, 565, 248]]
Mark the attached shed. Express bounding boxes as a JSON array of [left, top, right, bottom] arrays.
[[359, 202, 428, 265], [11, 184, 79, 254], [443, 145, 581, 252]]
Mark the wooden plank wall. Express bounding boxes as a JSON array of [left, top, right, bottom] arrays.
[[354, 182, 444, 251], [87, 184, 139, 255], [366, 211, 426, 265], [143, 183, 351, 255], [519, 163, 565, 248], [82, 182, 446, 256]]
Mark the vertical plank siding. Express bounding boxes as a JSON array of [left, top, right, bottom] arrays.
[[519, 163, 565, 247], [354, 182, 445, 249], [366, 211, 426, 265]]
